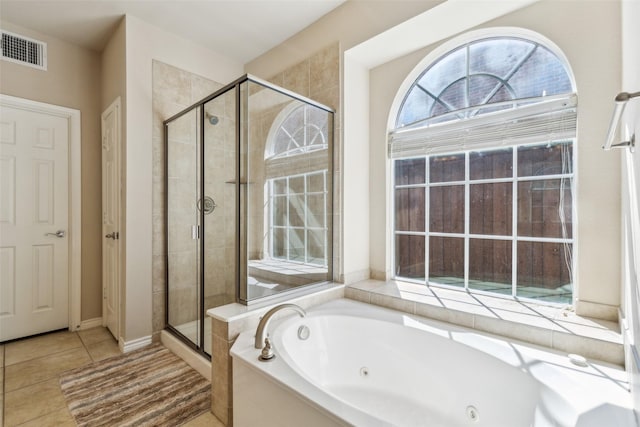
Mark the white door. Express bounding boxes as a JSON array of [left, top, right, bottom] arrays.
[[102, 98, 121, 340], [0, 103, 70, 342]]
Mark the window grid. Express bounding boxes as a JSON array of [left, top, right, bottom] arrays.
[[269, 170, 328, 267], [393, 142, 574, 302]]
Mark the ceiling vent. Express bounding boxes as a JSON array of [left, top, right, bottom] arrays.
[[1, 30, 47, 70]]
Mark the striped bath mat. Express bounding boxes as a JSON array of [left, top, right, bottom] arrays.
[[60, 344, 210, 426]]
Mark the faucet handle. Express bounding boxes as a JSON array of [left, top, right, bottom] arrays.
[[259, 338, 275, 361]]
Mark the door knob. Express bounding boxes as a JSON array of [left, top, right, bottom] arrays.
[[105, 232, 119, 240], [45, 230, 66, 238]]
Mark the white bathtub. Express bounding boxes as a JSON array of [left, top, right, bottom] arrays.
[[231, 299, 635, 427]]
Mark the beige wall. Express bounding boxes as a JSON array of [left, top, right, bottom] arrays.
[[123, 15, 243, 344], [0, 20, 103, 322], [246, 1, 445, 77]]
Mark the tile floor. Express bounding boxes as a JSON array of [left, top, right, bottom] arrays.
[[0, 328, 223, 427]]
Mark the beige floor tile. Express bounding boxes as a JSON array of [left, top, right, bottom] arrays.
[[86, 338, 121, 362], [4, 378, 67, 426], [5, 331, 82, 366], [78, 327, 115, 346], [4, 347, 91, 392], [14, 406, 76, 427], [182, 411, 225, 427]]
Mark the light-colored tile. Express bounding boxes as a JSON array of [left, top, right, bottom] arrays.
[[345, 287, 371, 304], [77, 327, 114, 346], [283, 59, 310, 97], [183, 410, 225, 427], [370, 292, 415, 315], [211, 335, 233, 425], [4, 347, 91, 392], [5, 331, 83, 366], [474, 315, 553, 348], [16, 407, 76, 427], [4, 378, 67, 426], [86, 338, 121, 362], [309, 44, 339, 95], [415, 302, 475, 328], [552, 331, 624, 366]]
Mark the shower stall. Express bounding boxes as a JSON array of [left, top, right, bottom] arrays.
[[164, 75, 334, 357]]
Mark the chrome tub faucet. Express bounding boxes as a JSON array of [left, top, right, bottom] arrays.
[[254, 303, 306, 361]]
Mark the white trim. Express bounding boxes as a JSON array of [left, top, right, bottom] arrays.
[[79, 317, 104, 330], [120, 335, 153, 353], [160, 330, 211, 380], [0, 94, 82, 332]]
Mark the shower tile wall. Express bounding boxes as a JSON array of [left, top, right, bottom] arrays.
[[152, 60, 224, 340], [204, 91, 237, 310]]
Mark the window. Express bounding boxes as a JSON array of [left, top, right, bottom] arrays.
[[391, 35, 575, 304], [266, 104, 329, 160], [265, 103, 330, 268], [269, 171, 327, 266]]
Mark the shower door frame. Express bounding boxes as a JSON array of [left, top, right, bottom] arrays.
[[163, 74, 335, 357]]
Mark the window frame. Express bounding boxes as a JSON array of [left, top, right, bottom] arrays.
[[392, 141, 575, 304], [389, 30, 577, 306], [268, 170, 328, 267]]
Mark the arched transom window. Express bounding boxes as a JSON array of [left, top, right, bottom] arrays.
[[390, 34, 576, 304], [266, 104, 329, 160], [397, 37, 573, 128]]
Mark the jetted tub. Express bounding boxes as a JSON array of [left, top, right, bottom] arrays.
[[231, 299, 635, 427]]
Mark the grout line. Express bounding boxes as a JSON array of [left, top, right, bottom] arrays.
[[77, 330, 96, 363]]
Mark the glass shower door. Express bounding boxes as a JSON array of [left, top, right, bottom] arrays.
[[166, 107, 202, 349], [202, 89, 237, 355]]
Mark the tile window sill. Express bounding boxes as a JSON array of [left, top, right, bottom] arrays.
[[346, 279, 623, 366]]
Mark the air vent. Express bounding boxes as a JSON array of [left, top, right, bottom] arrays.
[[1, 30, 47, 70]]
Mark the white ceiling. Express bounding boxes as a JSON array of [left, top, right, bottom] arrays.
[[0, 0, 346, 63]]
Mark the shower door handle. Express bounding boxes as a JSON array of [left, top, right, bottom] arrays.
[[192, 225, 200, 239]]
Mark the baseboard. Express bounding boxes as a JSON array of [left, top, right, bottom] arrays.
[[120, 335, 153, 353], [78, 317, 103, 330], [161, 330, 211, 381]]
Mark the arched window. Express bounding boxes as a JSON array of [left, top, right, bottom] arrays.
[[390, 33, 576, 304], [266, 104, 329, 160], [264, 102, 330, 267]]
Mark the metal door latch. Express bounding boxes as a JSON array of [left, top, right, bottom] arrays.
[[45, 230, 66, 238]]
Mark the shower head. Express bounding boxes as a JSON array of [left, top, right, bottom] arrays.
[[205, 112, 219, 125]]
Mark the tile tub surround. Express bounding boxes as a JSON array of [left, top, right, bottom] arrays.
[[346, 280, 624, 366], [207, 283, 344, 426]]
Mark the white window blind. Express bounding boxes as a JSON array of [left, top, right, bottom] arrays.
[[388, 93, 577, 159]]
